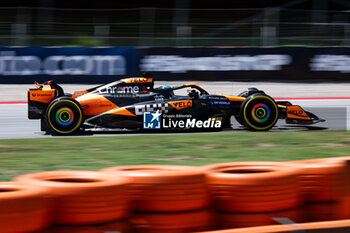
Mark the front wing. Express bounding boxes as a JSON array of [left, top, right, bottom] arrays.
[[277, 102, 325, 125]]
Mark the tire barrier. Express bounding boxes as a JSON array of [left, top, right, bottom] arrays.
[[0, 182, 52, 233], [14, 170, 131, 225], [217, 208, 303, 229], [130, 209, 215, 233], [304, 202, 344, 222], [204, 161, 302, 212], [5, 156, 350, 232], [287, 158, 347, 202], [101, 165, 211, 212], [48, 219, 131, 233], [199, 219, 350, 233]]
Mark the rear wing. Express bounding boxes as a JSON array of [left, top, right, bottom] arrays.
[[28, 80, 67, 119]]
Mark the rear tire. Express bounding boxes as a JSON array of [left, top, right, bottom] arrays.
[[40, 117, 48, 132], [240, 94, 278, 131], [45, 97, 83, 135]]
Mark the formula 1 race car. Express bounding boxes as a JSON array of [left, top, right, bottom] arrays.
[[28, 74, 325, 135]]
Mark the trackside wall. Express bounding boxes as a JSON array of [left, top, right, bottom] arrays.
[[0, 46, 349, 84]]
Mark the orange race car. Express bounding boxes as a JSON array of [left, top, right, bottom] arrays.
[[28, 73, 325, 135]]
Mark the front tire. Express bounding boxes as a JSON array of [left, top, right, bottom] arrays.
[[234, 90, 254, 126], [240, 94, 278, 131], [45, 97, 83, 135]]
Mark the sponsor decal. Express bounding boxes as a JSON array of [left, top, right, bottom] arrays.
[[73, 90, 87, 97], [38, 93, 52, 96], [99, 85, 141, 94], [98, 104, 113, 108], [163, 117, 222, 129], [169, 100, 192, 110], [135, 103, 169, 115], [32, 93, 52, 97], [287, 106, 309, 119], [143, 111, 161, 129], [142, 111, 222, 129], [288, 109, 305, 115], [310, 55, 350, 73], [207, 96, 228, 100], [207, 100, 232, 106], [140, 55, 291, 73], [0, 51, 126, 76], [163, 114, 192, 118], [127, 77, 148, 83]]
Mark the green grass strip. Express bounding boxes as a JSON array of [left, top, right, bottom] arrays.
[[0, 131, 349, 181]]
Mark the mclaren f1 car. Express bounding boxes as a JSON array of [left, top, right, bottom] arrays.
[[28, 74, 325, 135]]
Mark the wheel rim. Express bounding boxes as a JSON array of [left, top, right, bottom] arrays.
[[47, 99, 82, 134], [55, 107, 75, 126], [243, 96, 278, 130], [251, 103, 270, 123]]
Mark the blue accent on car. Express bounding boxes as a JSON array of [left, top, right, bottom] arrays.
[[143, 111, 161, 129]]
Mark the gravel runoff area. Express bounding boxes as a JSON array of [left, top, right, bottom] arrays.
[[1, 81, 350, 102]]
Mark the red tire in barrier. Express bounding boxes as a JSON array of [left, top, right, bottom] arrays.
[[205, 162, 302, 212], [287, 158, 346, 202], [217, 208, 303, 229], [50, 219, 131, 233], [101, 165, 210, 212], [130, 209, 215, 233], [304, 202, 344, 222], [195, 219, 350, 233], [0, 182, 52, 233], [14, 170, 131, 225]]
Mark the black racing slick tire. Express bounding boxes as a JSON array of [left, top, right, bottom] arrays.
[[45, 97, 83, 135], [234, 90, 252, 126], [240, 94, 278, 131], [237, 88, 263, 98], [237, 90, 248, 98]]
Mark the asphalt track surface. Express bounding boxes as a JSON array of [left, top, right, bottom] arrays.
[[0, 98, 349, 139], [1, 81, 350, 139]]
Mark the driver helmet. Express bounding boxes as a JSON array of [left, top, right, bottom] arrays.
[[163, 85, 174, 96], [188, 89, 199, 99]]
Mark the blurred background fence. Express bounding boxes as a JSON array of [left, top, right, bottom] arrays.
[[2, 7, 349, 47]]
